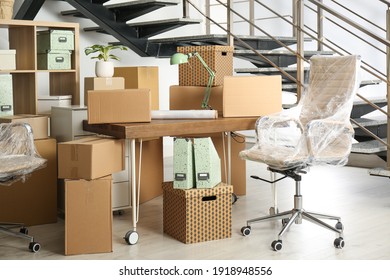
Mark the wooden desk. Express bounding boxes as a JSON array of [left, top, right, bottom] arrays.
[[83, 117, 257, 245]]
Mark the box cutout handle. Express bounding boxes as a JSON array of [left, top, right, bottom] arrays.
[[55, 57, 65, 63], [175, 173, 186, 181], [0, 105, 12, 112], [202, 195, 217, 202], [58, 37, 68, 43], [222, 52, 227, 56], [198, 173, 209, 181]]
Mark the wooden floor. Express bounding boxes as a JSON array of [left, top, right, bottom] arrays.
[[1, 157, 390, 260]]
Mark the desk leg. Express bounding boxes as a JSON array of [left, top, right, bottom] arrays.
[[124, 138, 139, 245]]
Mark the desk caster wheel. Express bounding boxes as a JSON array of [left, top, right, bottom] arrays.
[[20, 227, 28, 235], [335, 222, 344, 231], [282, 218, 289, 227], [241, 226, 251, 236], [124, 230, 139, 245], [29, 242, 41, 253], [232, 193, 238, 204], [271, 240, 282, 251], [334, 237, 345, 249]]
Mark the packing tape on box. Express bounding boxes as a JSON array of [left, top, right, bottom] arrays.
[[151, 110, 218, 119]]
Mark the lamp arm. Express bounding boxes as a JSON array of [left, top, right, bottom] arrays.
[[192, 52, 216, 109]]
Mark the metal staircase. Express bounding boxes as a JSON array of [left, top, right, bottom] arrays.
[[13, 0, 390, 174]]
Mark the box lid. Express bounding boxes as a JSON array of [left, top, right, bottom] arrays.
[[38, 95, 72, 101], [0, 49, 16, 55], [38, 29, 75, 36], [162, 182, 232, 198], [51, 105, 87, 111]]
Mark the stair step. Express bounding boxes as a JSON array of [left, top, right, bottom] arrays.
[[62, 0, 179, 21], [351, 138, 387, 154], [368, 167, 390, 178], [235, 66, 310, 75], [352, 117, 387, 128], [85, 18, 201, 38]]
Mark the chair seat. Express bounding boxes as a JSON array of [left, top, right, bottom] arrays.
[[0, 155, 46, 180]]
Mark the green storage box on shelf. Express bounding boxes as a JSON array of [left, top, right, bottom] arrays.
[[0, 74, 13, 116], [37, 29, 75, 52], [37, 50, 72, 70]]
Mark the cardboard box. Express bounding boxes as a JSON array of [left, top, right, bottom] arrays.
[[0, 74, 13, 117], [169, 85, 223, 115], [84, 77, 125, 106], [87, 89, 151, 124], [65, 176, 112, 255], [0, 50, 16, 70], [163, 181, 232, 244], [0, 138, 57, 226], [223, 75, 283, 117], [114, 66, 159, 110], [177, 45, 234, 86], [58, 136, 125, 180], [0, 114, 48, 139], [37, 95, 72, 115]]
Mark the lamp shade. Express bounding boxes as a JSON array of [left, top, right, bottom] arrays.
[[170, 53, 189, 65]]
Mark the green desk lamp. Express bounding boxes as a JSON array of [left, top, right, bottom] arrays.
[[170, 52, 215, 109]]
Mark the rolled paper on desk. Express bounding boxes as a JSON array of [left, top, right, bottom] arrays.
[[151, 110, 218, 119]]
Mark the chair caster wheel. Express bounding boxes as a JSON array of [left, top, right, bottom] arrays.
[[241, 226, 251, 236], [232, 193, 238, 204], [124, 230, 139, 245], [20, 227, 28, 235], [29, 242, 41, 253], [282, 218, 289, 227], [335, 222, 343, 230], [334, 237, 345, 249], [271, 240, 282, 251]]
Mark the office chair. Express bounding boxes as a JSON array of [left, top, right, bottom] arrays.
[[239, 55, 361, 251], [0, 122, 47, 252]]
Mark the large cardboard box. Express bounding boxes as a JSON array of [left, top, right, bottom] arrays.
[[65, 176, 112, 255], [0, 50, 16, 70], [223, 75, 283, 117], [163, 181, 232, 244], [84, 77, 125, 106], [114, 66, 159, 110], [0, 114, 48, 139], [58, 136, 125, 180], [177, 45, 234, 87], [169, 85, 223, 115], [0, 138, 57, 226], [87, 89, 151, 124]]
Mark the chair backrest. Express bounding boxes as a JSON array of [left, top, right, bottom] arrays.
[[0, 122, 46, 186], [299, 55, 361, 127]]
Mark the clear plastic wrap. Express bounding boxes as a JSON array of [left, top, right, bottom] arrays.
[[240, 55, 362, 170], [0, 122, 47, 186]]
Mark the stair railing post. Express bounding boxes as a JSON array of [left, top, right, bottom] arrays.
[[183, 0, 189, 18], [227, 0, 234, 46], [295, 0, 305, 101], [205, 0, 210, 35], [387, 5, 390, 169], [249, 0, 254, 36], [317, 0, 324, 51]]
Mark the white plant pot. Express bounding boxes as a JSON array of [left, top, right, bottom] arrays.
[[95, 61, 114, 77]]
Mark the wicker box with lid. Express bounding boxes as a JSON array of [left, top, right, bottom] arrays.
[[177, 45, 234, 86]]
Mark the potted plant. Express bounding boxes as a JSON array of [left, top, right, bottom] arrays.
[[84, 44, 128, 77]]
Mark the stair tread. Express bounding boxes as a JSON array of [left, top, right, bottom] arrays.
[[127, 18, 202, 27], [368, 167, 390, 177], [234, 49, 334, 56], [352, 117, 387, 127], [352, 138, 387, 154]]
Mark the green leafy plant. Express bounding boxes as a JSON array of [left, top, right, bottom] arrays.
[[84, 44, 128, 61]]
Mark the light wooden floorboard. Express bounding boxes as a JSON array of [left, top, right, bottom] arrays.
[[1, 158, 390, 260]]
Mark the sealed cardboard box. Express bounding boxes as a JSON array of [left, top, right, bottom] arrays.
[[177, 45, 233, 87], [0, 114, 48, 139], [87, 89, 151, 124], [114, 66, 159, 110], [65, 176, 112, 255], [169, 85, 223, 114], [223, 75, 283, 117], [0, 50, 16, 70], [84, 77, 125, 106], [58, 136, 125, 180], [37, 95, 72, 115], [0, 138, 57, 226], [0, 74, 13, 116], [163, 181, 232, 244]]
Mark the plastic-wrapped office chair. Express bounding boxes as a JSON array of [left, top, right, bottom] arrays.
[[0, 122, 47, 252], [240, 55, 361, 251]]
